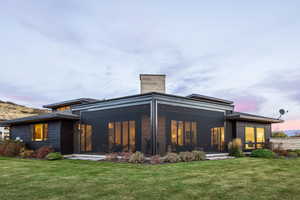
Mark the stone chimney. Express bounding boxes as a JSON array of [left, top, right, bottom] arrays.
[[140, 74, 166, 94]]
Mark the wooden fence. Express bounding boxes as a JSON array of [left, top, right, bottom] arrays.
[[270, 138, 300, 150]]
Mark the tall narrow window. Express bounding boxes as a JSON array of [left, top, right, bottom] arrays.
[[245, 127, 255, 149], [108, 120, 136, 152], [256, 128, 265, 148], [211, 127, 225, 151], [177, 121, 184, 146], [171, 120, 177, 145], [122, 121, 129, 152], [129, 121, 136, 152], [171, 120, 197, 146], [33, 124, 48, 141], [80, 124, 92, 152]]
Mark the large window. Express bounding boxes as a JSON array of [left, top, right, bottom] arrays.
[[211, 127, 225, 151], [108, 120, 136, 152], [171, 120, 197, 146], [245, 127, 266, 149], [245, 127, 255, 149], [256, 128, 265, 148], [80, 124, 92, 152], [56, 106, 71, 111], [33, 124, 48, 141]]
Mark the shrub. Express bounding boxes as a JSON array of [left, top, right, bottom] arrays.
[[192, 150, 206, 161], [228, 138, 244, 157], [293, 150, 300, 156], [36, 146, 54, 159], [179, 151, 194, 162], [287, 152, 298, 158], [129, 152, 145, 163], [0, 140, 24, 157], [163, 152, 180, 163], [150, 155, 162, 164], [46, 152, 64, 160], [251, 149, 275, 158], [105, 153, 119, 161], [272, 132, 288, 138]]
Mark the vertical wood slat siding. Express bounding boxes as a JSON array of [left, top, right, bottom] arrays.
[[10, 121, 61, 152]]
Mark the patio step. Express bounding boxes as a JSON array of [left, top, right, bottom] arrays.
[[64, 154, 106, 161], [206, 153, 234, 160]]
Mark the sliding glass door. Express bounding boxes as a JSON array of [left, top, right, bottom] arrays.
[[108, 120, 136, 152]]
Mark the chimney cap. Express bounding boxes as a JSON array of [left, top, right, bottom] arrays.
[[140, 74, 166, 80]]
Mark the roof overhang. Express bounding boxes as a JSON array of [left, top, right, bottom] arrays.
[[0, 112, 79, 126], [226, 113, 284, 123], [43, 98, 99, 109]]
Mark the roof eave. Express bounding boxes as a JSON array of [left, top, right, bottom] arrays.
[[226, 115, 284, 123]]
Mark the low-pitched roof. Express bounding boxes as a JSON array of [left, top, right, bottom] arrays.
[[226, 112, 283, 123], [0, 112, 79, 126], [186, 94, 233, 105], [43, 98, 99, 109]]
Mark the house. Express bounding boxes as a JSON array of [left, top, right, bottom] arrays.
[[0, 119, 10, 140], [0, 74, 283, 155]]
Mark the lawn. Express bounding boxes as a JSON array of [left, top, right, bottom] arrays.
[[1, 157, 300, 200]]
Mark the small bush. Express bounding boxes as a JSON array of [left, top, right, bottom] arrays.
[[129, 152, 145, 163], [228, 138, 244, 157], [163, 152, 181, 163], [179, 151, 194, 162], [251, 149, 275, 158], [287, 152, 298, 158], [192, 150, 206, 161], [150, 155, 162, 164], [46, 152, 64, 160], [36, 146, 54, 159], [105, 153, 119, 161], [0, 140, 24, 157], [294, 150, 300, 156]]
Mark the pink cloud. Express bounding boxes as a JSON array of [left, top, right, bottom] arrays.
[[234, 95, 265, 113], [272, 119, 300, 131]]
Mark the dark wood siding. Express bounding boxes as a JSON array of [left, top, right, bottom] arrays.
[[10, 121, 61, 151], [157, 104, 227, 153], [60, 120, 75, 154]]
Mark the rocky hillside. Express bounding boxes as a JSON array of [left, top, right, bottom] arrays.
[[0, 100, 49, 120]]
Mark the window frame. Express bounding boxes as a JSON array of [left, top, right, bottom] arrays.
[[32, 123, 48, 141], [244, 126, 266, 149], [171, 120, 197, 147], [108, 120, 136, 152]]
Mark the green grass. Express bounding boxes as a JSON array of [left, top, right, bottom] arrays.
[[1, 157, 300, 200]]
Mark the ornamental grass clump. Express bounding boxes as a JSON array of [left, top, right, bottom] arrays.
[[192, 150, 206, 161], [179, 151, 194, 162], [129, 152, 145, 163], [163, 152, 181, 163], [228, 138, 244, 157]]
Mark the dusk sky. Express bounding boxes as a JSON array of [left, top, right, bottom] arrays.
[[1, 1, 300, 131]]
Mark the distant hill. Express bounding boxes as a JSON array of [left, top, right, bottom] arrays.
[[0, 100, 49, 121], [284, 130, 300, 137]]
